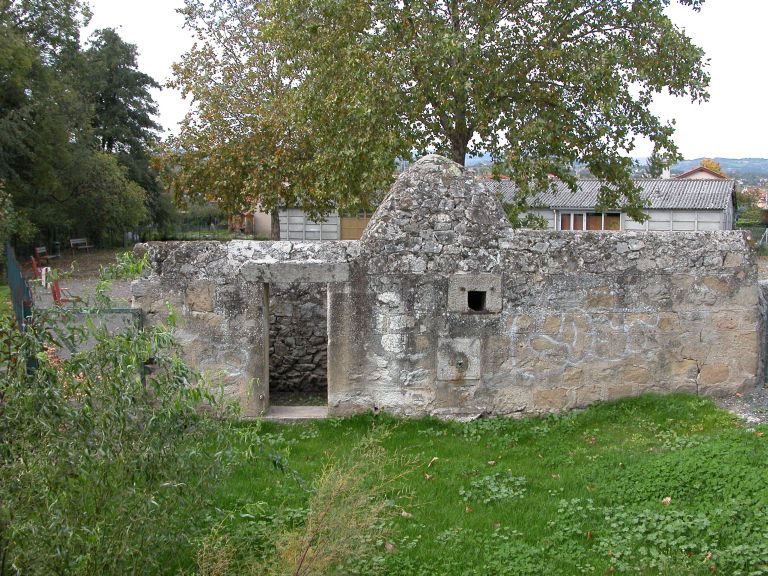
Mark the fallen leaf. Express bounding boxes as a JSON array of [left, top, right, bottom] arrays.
[[493, 522, 501, 529], [756, 432, 764, 438], [586, 484, 594, 492], [586, 530, 593, 540], [465, 506, 473, 513], [551, 473, 561, 480], [735, 392, 743, 398], [400, 510, 412, 518], [384, 541, 396, 553], [487, 460, 497, 466], [427, 456, 439, 468], [424, 473, 433, 481]]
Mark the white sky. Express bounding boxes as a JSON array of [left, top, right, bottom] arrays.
[[84, 0, 767, 159]]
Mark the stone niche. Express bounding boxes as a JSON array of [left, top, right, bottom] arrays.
[[133, 154, 765, 418]]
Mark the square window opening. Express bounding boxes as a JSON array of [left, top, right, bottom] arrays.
[[467, 290, 487, 312]]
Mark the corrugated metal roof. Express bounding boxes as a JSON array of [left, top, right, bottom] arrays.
[[493, 179, 735, 211]]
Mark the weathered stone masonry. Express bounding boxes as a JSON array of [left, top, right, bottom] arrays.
[[269, 282, 327, 395], [133, 155, 764, 417]]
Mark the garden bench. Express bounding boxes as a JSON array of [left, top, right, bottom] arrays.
[[69, 238, 94, 253], [34, 246, 59, 265], [50, 279, 79, 306]]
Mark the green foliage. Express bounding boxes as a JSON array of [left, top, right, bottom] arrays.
[[165, 0, 400, 234], [0, 284, 9, 316], [0, 4, 167, 245], [82, 28, 161, 154], [459, 472, 527, 504], [99, 250, 149, 280], [737, 207, 766, 227], [501, 198, 548, 229], [200, 396, 768, 575], [0, 297, 229, 574], [0, 181, 35, 254], [736, 187, 761, 210], [171, 0, 710, 223]]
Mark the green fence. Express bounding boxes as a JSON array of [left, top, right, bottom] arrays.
[[5, 244, 33, 330]]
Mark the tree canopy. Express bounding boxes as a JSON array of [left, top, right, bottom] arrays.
[[169, 0, 709, 227], [166, 0, 402, 238], [0, 2, 169, 246], [700, 158, 724, 176]]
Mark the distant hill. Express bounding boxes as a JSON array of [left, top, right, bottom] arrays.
[[464, 154, 768, 183]]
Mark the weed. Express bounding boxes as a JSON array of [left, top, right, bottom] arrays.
[[460, 472, 527, 504], [99, 250, 149, 280]]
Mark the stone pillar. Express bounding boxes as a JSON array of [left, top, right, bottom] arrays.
[[241, 282, 270, 417], [328, 281, 352, 415]]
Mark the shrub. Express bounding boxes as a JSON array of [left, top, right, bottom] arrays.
[[0, 299, 228, 574]]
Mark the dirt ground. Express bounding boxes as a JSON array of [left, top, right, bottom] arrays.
[[47, 248, 127, 279], [31, 248, 132, 308]]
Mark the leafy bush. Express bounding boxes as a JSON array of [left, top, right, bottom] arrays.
[[99, 250, 149, 280], [0, 299, 229, 574]]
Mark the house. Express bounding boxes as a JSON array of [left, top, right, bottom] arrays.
[[227, 208, 370, 240], [272, 209, 371, 240], [494, 178, 736, 232], [674, 166, 728, 180]]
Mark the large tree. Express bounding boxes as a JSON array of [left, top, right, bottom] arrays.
[[0, 0, 94, 242], [82, 28, 161, 154], [170, 0, 709, 227], [0, 8, 169, 246], [81, 28, 174, 234], [167, 0, 405, 238]]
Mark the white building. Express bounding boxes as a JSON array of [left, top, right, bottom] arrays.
[[496, 178, 736, 232]]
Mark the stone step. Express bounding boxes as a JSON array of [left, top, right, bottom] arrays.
[[264, 405, 328, 423]]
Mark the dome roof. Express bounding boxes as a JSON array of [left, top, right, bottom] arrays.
[[361, 155, 510, 273]]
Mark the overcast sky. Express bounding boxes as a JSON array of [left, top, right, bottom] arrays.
[[84, 0, 767, 160]]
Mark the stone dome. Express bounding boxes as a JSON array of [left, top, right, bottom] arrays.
[[360, 155, 511, 273]]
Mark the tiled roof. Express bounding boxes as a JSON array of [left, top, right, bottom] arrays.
[[493, 179, 735, 211]]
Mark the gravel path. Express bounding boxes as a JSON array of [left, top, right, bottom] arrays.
[[714, 387, 768, 426], [30, 275, 136, 359]]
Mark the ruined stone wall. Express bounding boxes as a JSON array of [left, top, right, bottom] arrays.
[[328, 155, 761, 416], [131, 241, 270, 414], [329, 231, 759, 417], [133, 240, 356, 416], [134, 155, 763, 419], [269, 282, 327, 395]]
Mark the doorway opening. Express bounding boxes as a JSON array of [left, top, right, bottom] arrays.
[[267, 282, 328, 409]]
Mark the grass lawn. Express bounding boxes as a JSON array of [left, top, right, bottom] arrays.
[[0, 284, 10, 316], [203, 394, 768, 575]]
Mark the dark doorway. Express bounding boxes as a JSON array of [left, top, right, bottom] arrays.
[[268, 282, 328, 406]]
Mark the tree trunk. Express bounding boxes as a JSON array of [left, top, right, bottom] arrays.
[[450, 137, 468, 166], [270, 209, 280, 240]]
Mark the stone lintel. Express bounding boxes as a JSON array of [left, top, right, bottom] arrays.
[[240, 261, 350, 283]]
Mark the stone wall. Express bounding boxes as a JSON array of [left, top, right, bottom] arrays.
[[133, 240, 355, 416], [269, 282, 327, 395], [133, 155, 764, 418]]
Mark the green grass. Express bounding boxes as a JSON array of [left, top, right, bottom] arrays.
[[200, 394, 768, 575], [0, 284, 10, 316]]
